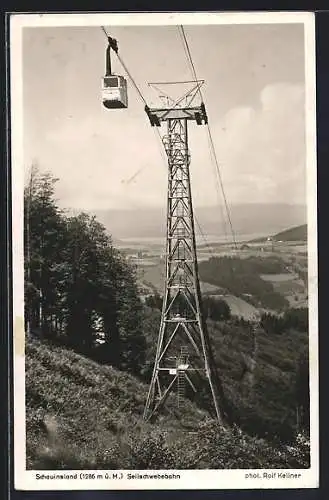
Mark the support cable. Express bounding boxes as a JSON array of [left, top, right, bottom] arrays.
[[100, 25, 215, 259], [179, 25, 238, 251], [178, 27, 203, 102]]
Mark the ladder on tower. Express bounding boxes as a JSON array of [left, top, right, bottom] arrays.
[[177, 371, 185, 408], [177, 346, 189, 408]]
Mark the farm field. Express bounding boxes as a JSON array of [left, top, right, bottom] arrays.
[[261, 273, 307, 308], [137, 262, 164, 294], [211, 294, 261, 321], [137, 264, 224, 296], [260, 273, 298, 282]]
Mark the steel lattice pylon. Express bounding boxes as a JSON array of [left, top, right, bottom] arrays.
[[143, 83, 224, 424]]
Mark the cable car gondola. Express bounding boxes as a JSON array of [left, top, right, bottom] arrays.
[[102, 36, 128, 109], [102, 74, 128, 109]]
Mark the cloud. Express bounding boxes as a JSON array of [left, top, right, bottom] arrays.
[[192, 82, 306, 206], [28, 82, 306, 211]]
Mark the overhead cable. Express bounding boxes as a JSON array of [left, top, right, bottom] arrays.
[[179, 25, 238, 250]]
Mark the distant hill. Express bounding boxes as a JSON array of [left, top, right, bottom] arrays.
[[273, 224, 307, 242], [92, 204, 307, 240], [250, 224, 307, 243]]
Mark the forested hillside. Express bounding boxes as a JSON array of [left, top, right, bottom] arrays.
[[142, 305, 309, 444], [273, 224, 307, 242], [25, 169, 145, 373], [250, 224, 307, 243], [24, 169, 310, 470]]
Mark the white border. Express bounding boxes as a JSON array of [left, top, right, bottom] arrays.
[[10, 11, 318, 491]]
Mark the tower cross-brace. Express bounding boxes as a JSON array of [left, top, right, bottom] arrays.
[[143, 83, 224, 424]]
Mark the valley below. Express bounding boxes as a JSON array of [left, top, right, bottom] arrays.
[[117, 230, 308, 321]]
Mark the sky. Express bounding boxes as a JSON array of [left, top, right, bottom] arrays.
[[23, 21, 307, 211]]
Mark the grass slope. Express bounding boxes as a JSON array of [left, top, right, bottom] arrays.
[[26, 336, 310, 470], [26, 337, 206, 470]]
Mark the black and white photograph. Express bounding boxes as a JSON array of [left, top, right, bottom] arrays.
[[10, 11, 318, 490]]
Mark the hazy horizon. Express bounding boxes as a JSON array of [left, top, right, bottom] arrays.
[[83, 202, 307, 240]]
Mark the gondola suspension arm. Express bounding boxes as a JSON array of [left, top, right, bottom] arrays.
[[105, 35, 118, 76]]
